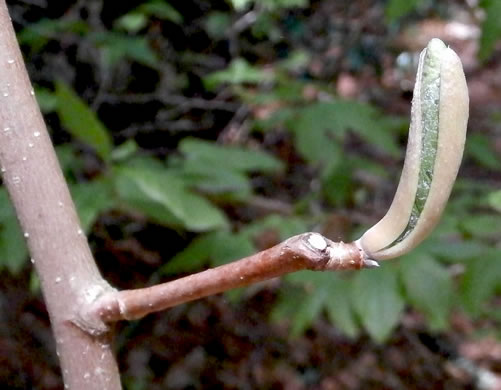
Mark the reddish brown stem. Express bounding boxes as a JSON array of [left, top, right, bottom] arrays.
[[82, 233, 372, 326]]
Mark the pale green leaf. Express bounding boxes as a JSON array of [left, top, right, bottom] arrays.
[[0, 190, 28, 274], [204, 58, 274, 89], [274, 272, 329, 337], [161, 232, 222, 274], [139, 0, 183, 23], [205, 12, 232, 39], [29, 271, 41, 294], [229, 0, 253, 11], [479, 0, 501, 61], [179, 138, 284, 173], [174, 159, 252, 201], [17, 19, 89, 52], [288, 104, 343, 171], [114, 165, 227, 231], [400, 253, 454, 330], [111, 140, 139, 162], [427, 240, 489, 263], [460, 214, 501, 239], [385, 0, 422, 22], [209, 232, 255, 267], [488, 190, 501, 213], [351, 266, 404, 343], [54, 81, 113, 161], [116, 1, 183, 32], [279, 272, 359, 338], [116, 13, 148, 33], [288, 101, 401, 173], [465, 133, 501, 171], [161, 230, 254, 274], [461, 250, 501, 316], [71, 178, 115, 232], [270, 285, 307, 325], [91, 32, 159, 68], [35, 87, 58, 113], [324, 276, 360, 338], [290, 285, 328, 337], [242, 215, 309, 241]]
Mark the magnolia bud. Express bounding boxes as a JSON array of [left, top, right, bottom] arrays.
[[358, 38, 469, 261]]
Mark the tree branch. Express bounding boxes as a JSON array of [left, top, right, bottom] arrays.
[[0, 3, 120, 389], [81, 233, 377, 327]]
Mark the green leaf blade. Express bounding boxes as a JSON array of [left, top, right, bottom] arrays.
[[114, 164, 228, 232], [400, 253, 454, 330], [351, 266, 404, 343], [54, 81, 113, 162]]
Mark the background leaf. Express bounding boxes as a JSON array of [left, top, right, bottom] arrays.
[[71, 178, 115, 232], [204, 58, 275, 89], [272, 271, 359, 338], [54, 81, 113, 161], [460, 250, 501, 316], [91, 32, 160, 68], [385, 0, 422, 23], [351, 266, 405, 343], [400, 253, 454, 330], [288, 101, 401, 169], [479, 0, 501, 61], [0, 190, 28, 274], [179, 138, 284, 173], [114, 163, 228, 231], [465, 133, 501, 171]]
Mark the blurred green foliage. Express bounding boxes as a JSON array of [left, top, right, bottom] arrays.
[[2, 0, 501, 345], [478, 0, 501, 61], [115, 0, 183, 32], [54, 81, 113, 161], [229, 0, 309, 11], [385, 0, 424, 22]]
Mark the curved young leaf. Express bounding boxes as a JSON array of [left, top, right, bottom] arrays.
[[359, 38, 469, 260]]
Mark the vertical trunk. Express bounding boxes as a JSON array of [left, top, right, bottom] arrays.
[[0, 2, 121, 389]]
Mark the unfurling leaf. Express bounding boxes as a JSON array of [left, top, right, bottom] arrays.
[[359, 38, 469, 260]]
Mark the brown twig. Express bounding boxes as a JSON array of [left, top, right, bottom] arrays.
[[79, 233, 377, 331]]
